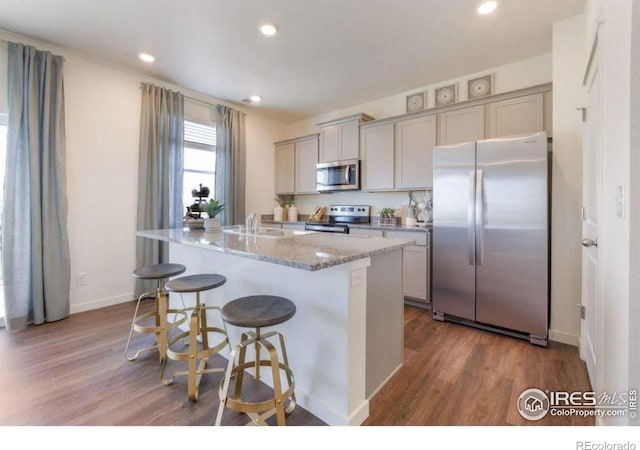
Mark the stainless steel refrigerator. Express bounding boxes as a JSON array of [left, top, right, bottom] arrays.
[[432, 132, 549, 346]]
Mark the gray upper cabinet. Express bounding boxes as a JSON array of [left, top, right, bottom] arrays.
[[437, 105, 485, 145], [487, 93, 544, 138], [319, 124, 340, 162], [295, 135, 319, 194], [361, 122, 395, 191], [339, 119, 360, 160], [395, 115, 437, 189], [274, 142, 295, 195], [274, 133, 319, 195], [318, 114, 374, 163]]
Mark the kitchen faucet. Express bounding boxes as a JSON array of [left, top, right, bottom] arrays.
[[246, 211, 259, 233]]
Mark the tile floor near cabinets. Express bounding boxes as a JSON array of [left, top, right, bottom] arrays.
[[0, 302, 592, 426]]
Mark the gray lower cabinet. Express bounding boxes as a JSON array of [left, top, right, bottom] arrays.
[[385, 230, 430, 305]]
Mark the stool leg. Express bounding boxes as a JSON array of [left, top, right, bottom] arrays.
[[199, 293, 209, 351], [187, 308, 199, 401], [233, 332, 250, 401], [156, 281, 169, 363], [278, 332, 296, 414], [254, 328, 261, 380], [124, 289, 155, 361], [216, 342, 243, 426], [263, 338, 286, 426]]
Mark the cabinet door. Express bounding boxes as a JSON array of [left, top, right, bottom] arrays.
[[403, 245, 428, 302], [319, 125, 340, 163], [437, 105, 485, 145], [487, 93, 544, 138], [274, 143, 295, 194], [295, 137, 318, 194], [361, 123, 395, 191], [340, 119, 360, 160], [395, 115, 437, 189]]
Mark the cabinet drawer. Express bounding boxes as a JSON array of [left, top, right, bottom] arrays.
[[384, 231, 428, 246]]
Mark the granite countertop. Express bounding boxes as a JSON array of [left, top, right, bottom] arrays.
[[138, 227, 414, 271]]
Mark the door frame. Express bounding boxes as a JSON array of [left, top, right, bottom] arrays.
[[580, 23, 605, 394]]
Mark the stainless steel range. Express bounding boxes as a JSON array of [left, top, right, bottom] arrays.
[[304, 205, 370, 234]]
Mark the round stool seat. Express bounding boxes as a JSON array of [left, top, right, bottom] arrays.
[[165, 274, 227, 293], [222, 295, 296, 328], [133, 263, 186, 280]]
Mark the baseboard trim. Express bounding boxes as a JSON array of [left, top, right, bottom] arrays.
[[70, 293, 134, 315], [549, 328, 579, 347], [367, 363, 402, 400]]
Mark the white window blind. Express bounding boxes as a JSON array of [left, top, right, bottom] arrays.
[[184, 120, 216, 146]]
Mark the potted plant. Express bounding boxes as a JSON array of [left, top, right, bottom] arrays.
[[203, 199, 225, 231], [275, 194, 296, 222], [379, 207, 396, 226]]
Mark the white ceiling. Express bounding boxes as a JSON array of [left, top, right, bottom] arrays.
[[0, 0, 584, 122]]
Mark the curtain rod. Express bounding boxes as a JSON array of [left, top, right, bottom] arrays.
[[139, 82, 221, 108], [0, 38, 67, 61]]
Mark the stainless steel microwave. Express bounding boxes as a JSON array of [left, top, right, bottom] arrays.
[[316, 159, 360, 192]]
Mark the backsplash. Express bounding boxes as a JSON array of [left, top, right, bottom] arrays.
[[274, 190, 433, 224]]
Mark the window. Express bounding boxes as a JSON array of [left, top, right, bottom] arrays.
[[183, 120, 216, 216]]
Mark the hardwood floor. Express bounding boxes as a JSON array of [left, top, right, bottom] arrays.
[[0, 301, 593, 426]]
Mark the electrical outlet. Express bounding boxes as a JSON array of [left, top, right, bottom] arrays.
[[76, 273, 87, 286]]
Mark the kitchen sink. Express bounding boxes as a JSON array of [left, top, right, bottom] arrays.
[[222, 226, 315, 239]]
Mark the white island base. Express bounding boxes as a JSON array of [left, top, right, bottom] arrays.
[[167, 241, 404, 426]]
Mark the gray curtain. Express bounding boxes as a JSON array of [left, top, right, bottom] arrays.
[[135, 83, 184, 297], [2, 42, 70, 331], [215, 105, 246, 226]]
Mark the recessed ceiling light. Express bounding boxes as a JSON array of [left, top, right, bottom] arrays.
[[249, 95, 262, 103], [259, 23, 278, 36], [139, 53, 155, 63], [477, 1, 497, 15]]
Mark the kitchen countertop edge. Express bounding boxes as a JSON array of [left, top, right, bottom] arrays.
[[138, 228, 414, 272]]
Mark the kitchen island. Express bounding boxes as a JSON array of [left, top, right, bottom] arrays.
[[137, 227, 414, 425]]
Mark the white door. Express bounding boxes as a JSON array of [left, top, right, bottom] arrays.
[[581, 39, 602, 389]]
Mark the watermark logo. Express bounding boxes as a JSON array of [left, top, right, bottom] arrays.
[[517, 388, 550, 420], [517, 387, 637, 421]]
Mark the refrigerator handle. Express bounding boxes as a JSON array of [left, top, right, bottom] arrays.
[[476, 169, 484, 266], [468, 170, 476, 265]]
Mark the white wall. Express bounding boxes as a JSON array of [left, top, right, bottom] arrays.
[[0, 29, 285, 314], [583, 0, 632, 426], [284, 54, 551, 138], [281, 54, 552, 219], [549, 15, 585, 346]]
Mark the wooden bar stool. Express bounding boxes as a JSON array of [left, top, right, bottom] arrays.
[[162, 274, 229, 401], [215, 295, 296, 426], [125, 263, 188, 363]]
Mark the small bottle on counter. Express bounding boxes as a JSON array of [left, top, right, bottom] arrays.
[[274, 205, 283, 222], [288, 205, 298, 222]]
